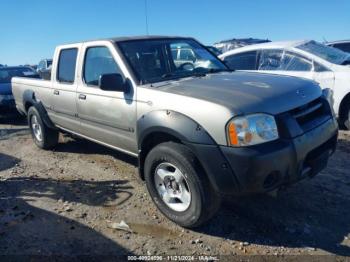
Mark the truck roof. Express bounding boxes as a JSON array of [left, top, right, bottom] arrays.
[[63, 35, 192, 45]]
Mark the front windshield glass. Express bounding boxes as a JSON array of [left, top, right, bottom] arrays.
[[117, 38, 229, 84], [0, 67, 36, 84], [297, 40, 350, 65]]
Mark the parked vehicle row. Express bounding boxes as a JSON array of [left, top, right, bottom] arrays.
[[213, 38, 271, 53], [219, 40, 350, 129], [11, 36, 338, 227], [37, 58, 52, 80], [0, 66, 39, 118]]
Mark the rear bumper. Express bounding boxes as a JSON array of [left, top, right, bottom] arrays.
[[188, 117, 338, 195]]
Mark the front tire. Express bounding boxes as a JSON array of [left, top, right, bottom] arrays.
[[144, 142, 221, 228], [27, 107, 59, 149]]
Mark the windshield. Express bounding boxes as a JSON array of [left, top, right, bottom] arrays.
[[0, 67, 37, 83], [117, 38, 229, 84], [297, 40, 350, 65]]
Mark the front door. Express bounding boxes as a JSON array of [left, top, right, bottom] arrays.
[[76, 44, 137, 154]]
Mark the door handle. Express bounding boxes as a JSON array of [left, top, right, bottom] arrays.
[[53, 90, 59, 95], [79, 94, 86, 100]]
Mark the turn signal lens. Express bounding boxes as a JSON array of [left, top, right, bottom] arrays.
[[228, 122, 238, 145]]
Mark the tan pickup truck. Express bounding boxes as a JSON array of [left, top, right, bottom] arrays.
[[12, 36, 338, 227]]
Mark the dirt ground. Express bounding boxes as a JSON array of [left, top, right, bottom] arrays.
[[0, 117, 350, 260]]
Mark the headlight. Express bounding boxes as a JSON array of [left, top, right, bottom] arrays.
[[226, 113, 279, 147]]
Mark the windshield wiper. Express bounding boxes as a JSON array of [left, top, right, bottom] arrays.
[[206, 68, 234, 74], [161, 73, 176, 79], [161, 72, 205, 80], [158, 68, 232, 82]]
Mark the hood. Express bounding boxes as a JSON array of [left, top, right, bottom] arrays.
[[154, 72, 322, 115], [0, 83, 12, 96]]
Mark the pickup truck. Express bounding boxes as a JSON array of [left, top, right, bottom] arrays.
[[12, 36, 338, 227]]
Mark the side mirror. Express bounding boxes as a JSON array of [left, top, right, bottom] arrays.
[[99, 73, 126, 92]]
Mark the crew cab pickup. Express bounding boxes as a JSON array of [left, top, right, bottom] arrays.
[[12, 36, 338, 227]]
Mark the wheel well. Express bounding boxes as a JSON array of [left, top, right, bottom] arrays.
[[339, 93, 350, 120], [139, 132, 181, 179]]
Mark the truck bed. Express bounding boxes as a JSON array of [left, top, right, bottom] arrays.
[[12, 77, 51, 114]]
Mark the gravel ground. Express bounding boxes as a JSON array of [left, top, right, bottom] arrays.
[[0, 117, 350, 260]]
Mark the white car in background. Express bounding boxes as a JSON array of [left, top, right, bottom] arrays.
[[326, 40, 350, 53], [219, 40, 350, 129]]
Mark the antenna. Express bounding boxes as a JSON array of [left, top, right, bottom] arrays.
[[144, 0, 149, 35]]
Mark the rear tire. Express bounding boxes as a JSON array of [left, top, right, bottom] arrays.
[[27, 107, 59, 149], [144, 142, 221, 228]]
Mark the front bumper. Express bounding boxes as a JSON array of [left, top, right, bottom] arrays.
[[188, 117, 338, 195]]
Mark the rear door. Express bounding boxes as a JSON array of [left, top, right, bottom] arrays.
[[76, 42, 137, 154], [50, 45, 81, 131]]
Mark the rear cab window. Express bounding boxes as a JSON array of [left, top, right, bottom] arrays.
[[57, 48, 78, 84]]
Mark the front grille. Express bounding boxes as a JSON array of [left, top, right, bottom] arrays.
[[290, 98, 326, 128], [276, 96, 332, 138]]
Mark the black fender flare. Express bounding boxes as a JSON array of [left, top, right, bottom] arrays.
[[23, 90, 56, 130], [137, 110, 239, 194], [137, 110, 215, 148]]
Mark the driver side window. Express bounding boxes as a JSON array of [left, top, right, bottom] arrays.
[[83, 46, 122, 86]]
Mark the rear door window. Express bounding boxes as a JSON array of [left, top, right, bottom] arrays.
[[57, 48, 78, 84], [224, 51, 257, 70]]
